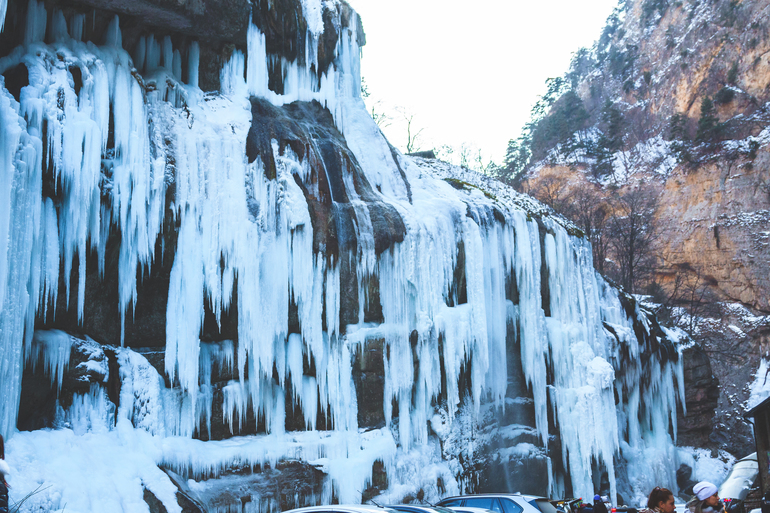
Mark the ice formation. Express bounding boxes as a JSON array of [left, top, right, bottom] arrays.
[[0, 0, 688, 510]]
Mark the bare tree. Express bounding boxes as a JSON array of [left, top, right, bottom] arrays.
[[370, 101, 391, 129], [605, 184, 660, 294], [561, 182, 610, 274], [361, 77, 391, 129], [397, 107, 425, 154], [530, 174, 569, 212]]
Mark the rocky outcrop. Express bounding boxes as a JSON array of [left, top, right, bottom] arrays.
[[656, 154, 770, 311], [521, 0, 770, 311], [517, 0, 770, 458]]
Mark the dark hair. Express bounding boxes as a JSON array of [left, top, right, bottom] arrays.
[[648, 487, 674, 510]]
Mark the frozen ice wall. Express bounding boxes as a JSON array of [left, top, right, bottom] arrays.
[[0, 0, 687, 509]]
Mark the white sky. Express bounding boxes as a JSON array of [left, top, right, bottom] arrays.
[[348, 0, 620, 165]]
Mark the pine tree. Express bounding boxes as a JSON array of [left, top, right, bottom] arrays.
[[668, 113, 692, 163], [696, 97, 721, 143], [589, 102, 625, 178]]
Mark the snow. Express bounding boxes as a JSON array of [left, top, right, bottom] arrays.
[[676, 447, 735, 491], [747, 359, 770, 411], [0, 1, 689, 510]]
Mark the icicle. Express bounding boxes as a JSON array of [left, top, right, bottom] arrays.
[[104, 15, 121, 48], [146, 35, 161, 70], [27, 330, 73, 391], [58, 384, 114, 435], [69, 13, 84, 41], [188, 41, 200, 88], [162, 36, 173, 70], [0, 83, 43, 439], [24, 0, 47, 44], [51, 10, 67, 41], [0, 0, 6, 33]]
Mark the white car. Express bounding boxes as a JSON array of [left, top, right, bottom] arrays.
[[284, 506, 401, 513], [719, 453, 759, 501], [449, 507, 497, 513], [387, 505, 464, 513], [437, 493, 555, 513]]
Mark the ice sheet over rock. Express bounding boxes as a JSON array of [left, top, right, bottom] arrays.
[[0, 0, 688, 509]]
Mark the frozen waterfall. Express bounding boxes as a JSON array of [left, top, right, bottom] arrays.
[[0, 0, 687, 511]]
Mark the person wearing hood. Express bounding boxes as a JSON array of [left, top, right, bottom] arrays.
[[594, 495, 610, 513], [0, 435, 8, 513], [687, 482, 723, 513]]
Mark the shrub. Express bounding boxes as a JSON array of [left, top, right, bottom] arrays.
[[696, 97, 723, 142], [714, 86, 735, 104], [727, 61, 739, 84], [748, 140, 760, 160], [642, 0, 669, 24]]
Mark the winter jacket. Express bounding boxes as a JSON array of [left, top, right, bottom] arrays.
[[0, 459, 9, 513], [686, 497, 724, 513], [594, 501, 609, 513]]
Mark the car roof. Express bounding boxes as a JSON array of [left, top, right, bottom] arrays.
[[387, 507, 449, 513], [284, 506, 399, 513], [440, 495, 547, 502]]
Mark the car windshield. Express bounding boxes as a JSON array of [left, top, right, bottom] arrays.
[[530, 499, 559, 513], [464, 499, 503, 513]]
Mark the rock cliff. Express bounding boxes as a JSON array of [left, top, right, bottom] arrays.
[[515, 0, 770, 457]]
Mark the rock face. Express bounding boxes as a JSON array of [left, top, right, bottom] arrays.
[[656, 156, 770, 312], [677, 345, 720, 447], [520, 0, 770, 309], [518, 0, 770, 458]]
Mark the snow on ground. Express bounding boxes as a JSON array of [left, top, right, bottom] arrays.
[[676, 447, 735, 490], [409, 156, 581, 234], [5, 420, 445, 512]]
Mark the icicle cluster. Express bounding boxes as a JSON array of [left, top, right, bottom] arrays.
[[0, 0, 687, 508]]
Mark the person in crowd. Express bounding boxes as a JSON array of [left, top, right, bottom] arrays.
[[579, 499, 594, 513], [687, 482, 723, 513], [644, 487, 676, 513], [594, 495, 609, 513], [761, 490, 770, 513], [0, 435, 9, 513]]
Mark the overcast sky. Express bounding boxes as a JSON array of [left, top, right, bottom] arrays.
[[348, 0, 620, 165]]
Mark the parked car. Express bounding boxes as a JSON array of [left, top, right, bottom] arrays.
[[284, 506, 400, 513], [387, 505, 459, 513], [444, 507, 496, 513], [437, 493, 557, 513]]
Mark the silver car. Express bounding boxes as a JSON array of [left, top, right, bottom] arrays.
[[437, 493, 557, 513], [284, 506, 401, 513]]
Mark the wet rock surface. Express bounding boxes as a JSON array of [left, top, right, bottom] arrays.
[[677, 344, 720, 447]]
